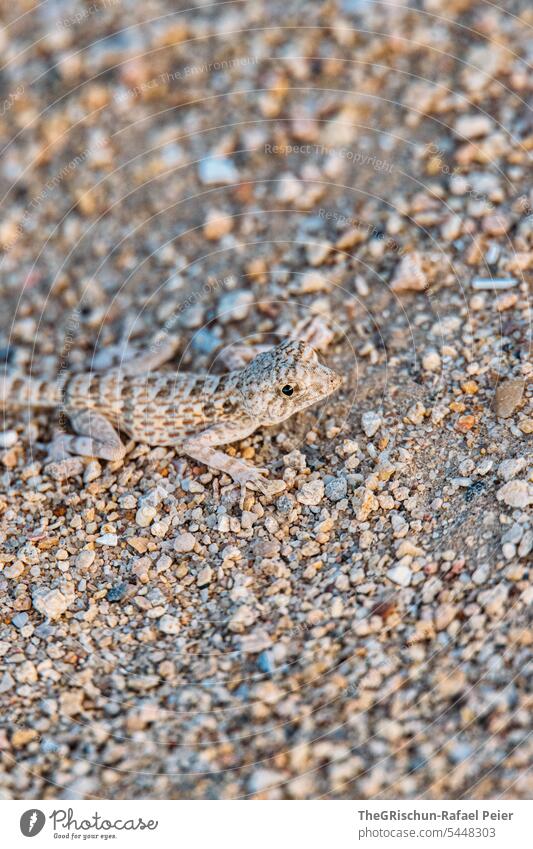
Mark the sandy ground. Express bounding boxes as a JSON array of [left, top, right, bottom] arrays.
[[0, 0, 531, 800]]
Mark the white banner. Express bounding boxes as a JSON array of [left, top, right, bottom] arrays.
[[2, 800, 531, 848]]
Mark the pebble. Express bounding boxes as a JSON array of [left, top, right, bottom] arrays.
[[295, 270, 331, 293], [434, 603, 457, 631], [476, 458, 493, 476], [11, 612, 29, 629], [178, 304, 205, 329], [387, 564, 412, 587], [228, 605, 256, 633], [325, 476, 348, 501], [203, 209, 233, 240], [519, 530, 532, 558], [159, 614, 180, 636], [472, 277, 517, 291], [83, 460, 102, 483], [107, 583, 128, 602], [0, 672, 14, 693], [198, 155, 239, 185], [1, 6, 529, 804], [96, 533, 118, 546], [496, 480, 532, 509], [478, 584, 509, 617], [248, 769, 285, 794], [136, 505, 157, 527], [173, 532, 196, 553], [296, 479, 324, 506], [45, 457, 84, 480], [191, 327, 220, 355], [422, 350, 441, 372], [60, 690, 84, 716], [32, 588, 69, 620], [0, 430, 18, 448], [497, 458, 526, 481], [472, 563, 490, 585], [11, 728, 38, 748], [390, 252, 428, 292], [217, 289, 254, 323], [361, 411, 381, 437], [197, 565, 213, 587], [76, 550, 96, 569], [150, 521, 168, 538], [494, 378, 525, 418], [454, 114, 492, 139]]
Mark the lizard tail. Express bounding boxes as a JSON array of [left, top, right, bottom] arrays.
[[0, 371, 62, 408]]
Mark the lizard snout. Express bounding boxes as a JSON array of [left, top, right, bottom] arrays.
[[317, 363, 342, 396]]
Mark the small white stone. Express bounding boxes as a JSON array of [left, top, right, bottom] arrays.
[[387, 564, 412, 587], [296, 479, 324, 506], [76, 550, 96, 569], [0, 430, 18, 449], [477, 584, 509, 616], [33, 588, 69, 620], [422, 350, 441, 372], [502, 542, 516, 560], [406, 402, 426, 425], [150, 521, 168, 539], [96, 533, 118, 546], [217, 289, 254, 323], [361, 411, 381, 437], [240, 510, 257, 530], [471, 277, 517, 291], [476, 458, 493, 476], [472, 563, 490, 585], [228, 605, 256, 632], [83, 460, 102, 483], [198, 155, 239, 186], [390, 252, 427, 292], [217, 515, 231, 533], [518, 530, 532, 558], [435, 603, 457, 630], [248, 769, 285, 794], [173, 532, 196, 553], [496, 480, 532, 509], [497, 457, 526, 482], [454, 114, 492, 139], [296, 270, 331, 293], [159, 614, 180, 635], [197, 565, 213, 587], [136, 505, 157, 527]]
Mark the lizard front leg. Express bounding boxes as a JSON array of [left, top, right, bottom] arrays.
[[47, 409, 127, 462], [183, 422, 286, 506]]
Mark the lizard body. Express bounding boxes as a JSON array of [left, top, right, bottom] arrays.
[[1, 337, 341, 500]]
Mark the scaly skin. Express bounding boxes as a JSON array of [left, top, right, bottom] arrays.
[[1, 337, 341, 501]]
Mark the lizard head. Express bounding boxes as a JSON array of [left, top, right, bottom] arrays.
[[236, 340, 342, 424]]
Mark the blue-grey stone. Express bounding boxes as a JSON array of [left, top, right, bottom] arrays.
[[325, 476, 348, 501], [107, 582, 128, 602], [11, 612, 29, 629]]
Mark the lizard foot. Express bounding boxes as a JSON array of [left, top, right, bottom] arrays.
[[45, 432, 71, 463], [233, 465, 286, 506]]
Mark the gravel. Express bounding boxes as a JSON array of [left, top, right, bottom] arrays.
[[0, 0, 531, 804]]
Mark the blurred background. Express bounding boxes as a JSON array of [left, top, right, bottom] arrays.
[[0, 0, 531, 800]]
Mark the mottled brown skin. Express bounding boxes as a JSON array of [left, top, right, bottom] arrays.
[[1, 338, 341, 500]]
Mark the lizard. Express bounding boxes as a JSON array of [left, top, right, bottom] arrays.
[[0, 330, 342, 502]]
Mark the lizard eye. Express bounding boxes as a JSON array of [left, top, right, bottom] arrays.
[[281, 384, 294, 397]]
